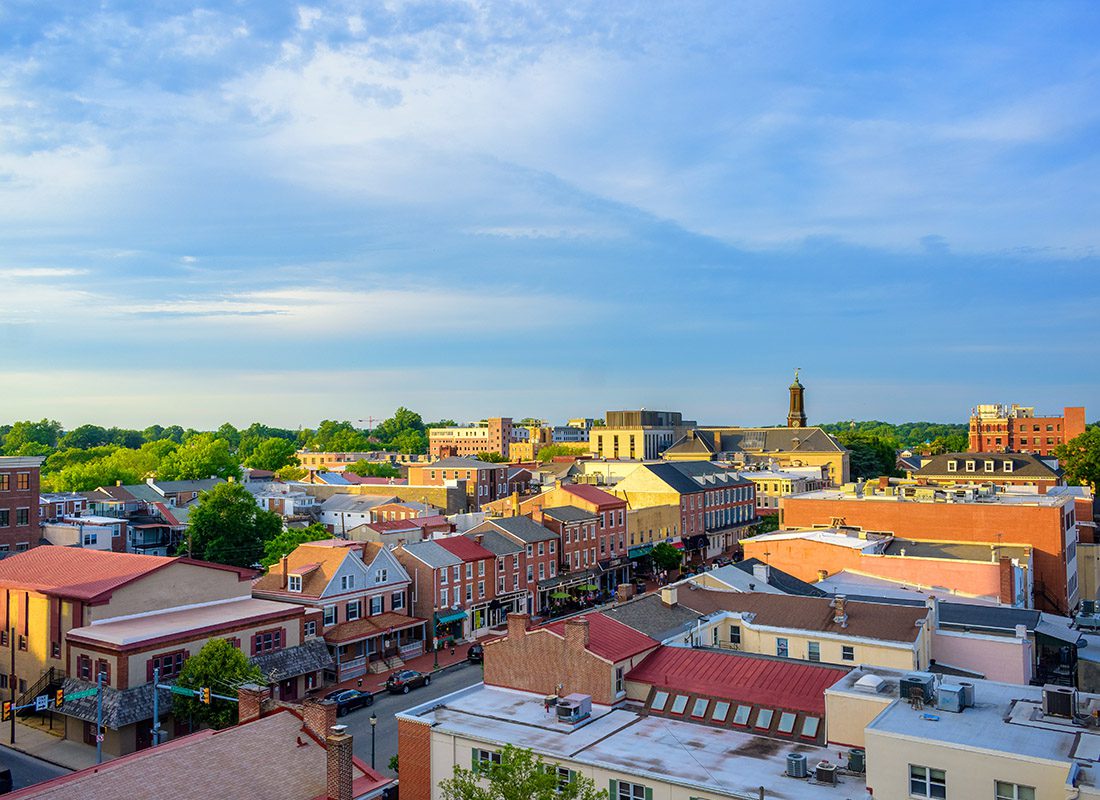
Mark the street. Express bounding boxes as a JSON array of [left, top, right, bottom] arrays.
[[0, 745, 69, 791], [340, 661, 483, 778]]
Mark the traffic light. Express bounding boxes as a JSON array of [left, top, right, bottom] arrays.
[[199, 687, 211, 705], [55, 689, 64, 710], [1, 701, 11, 722]]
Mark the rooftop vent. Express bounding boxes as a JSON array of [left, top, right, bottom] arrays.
[[854, 674, 886, 694]]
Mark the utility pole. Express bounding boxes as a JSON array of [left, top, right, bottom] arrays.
[[95, 670, 104, 764], [9, 625, 15, 745], [151, 667, 160, 746]]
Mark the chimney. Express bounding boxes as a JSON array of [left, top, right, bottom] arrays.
[[474, 534, 484, 546], [237, 683, 267, 724], [512, 491, 520, 517], [752, 563, 770, 585], [115, 480, 122, 487], [660, 586, 678, 607], [1015, 624, 1028, 640], [507, 612, 530, 640], [924, 595, 939, 628], [326, 724, 354, 800], [832, 595, 848, 628], [282, 555, 289, 589], [817, 569, 828, 582], [301, 697, 338, 739], [146, 477, 155, 486], [564, 617, 590, 652], [878, 476, 890, 490], [713, 431, 721, 451]]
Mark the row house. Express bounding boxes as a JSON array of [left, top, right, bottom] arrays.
[[39, 492, 87, 521], [122, 478, 225, 508], [371, 500, 441, 521], [318, 494, 398, 534], [406, 457, 509, 511], [346, 515, 453, 548], [252, 540, 425, 682], [0, 456, 43, 554], [41, 515, 127, 552], [468, 517, 559, 614], [536, 505, 612, 600]]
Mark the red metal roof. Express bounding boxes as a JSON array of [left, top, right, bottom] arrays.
[[626, 646, 846, 715], [0, 547, 176, 602], [560, 484, 625, 508], [435, 535, 495, 562], [544, 612, 659, 663]]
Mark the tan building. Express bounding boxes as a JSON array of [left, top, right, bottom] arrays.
[[588, 410, 696, 460], [742, 466, 828, 512]]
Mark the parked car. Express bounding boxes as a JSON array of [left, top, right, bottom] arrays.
[[324, 688, 374, 716], [385, 669, 430, 694], [467, 643, 484, 663], [0, 766, 11, 794]]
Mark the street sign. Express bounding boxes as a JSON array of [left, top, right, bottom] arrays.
[[67, 688, 99, 701], [95, 734, 104, 743], [34, 695, 48, 711]]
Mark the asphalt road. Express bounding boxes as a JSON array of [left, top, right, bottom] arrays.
[[340, 661, 483, 778], [0, 745, 69, 791]]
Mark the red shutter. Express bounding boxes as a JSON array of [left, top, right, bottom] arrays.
[[250, 634, 257, 656], [147, 658, 155, 682], [73, 602, 83, 629]]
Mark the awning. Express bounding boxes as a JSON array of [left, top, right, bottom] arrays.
[[1036, 618, 1086, 648], [670, 541, 684, 550], [435, 610, 467, 625], [628, 544, 654, 558]]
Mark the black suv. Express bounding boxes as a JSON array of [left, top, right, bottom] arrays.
[[324, 688, 374, 716], [467, 643, 484, 663]]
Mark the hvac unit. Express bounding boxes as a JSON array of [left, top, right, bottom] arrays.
[[1042, 686, 1077, 719], [556, 694, 592, 724], [1082, 599, 1096, 616], [814, 761, 837, 785], [937, 684, 965, 713], [785, 753, 808, 778], [847, 748, 866, 773], [1076, 615, 1100, 631], [959, 682, 976, 708], [900, 672, 936, 704]]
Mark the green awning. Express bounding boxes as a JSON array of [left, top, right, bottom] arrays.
[[435, 611, 467, 625], [577, 584, 599, 591], [628, 544, 654, 558], [550, 591, 572, 599]]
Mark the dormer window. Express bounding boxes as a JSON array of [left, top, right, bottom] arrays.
[[984, 460, 994, 472], [374, 568, 388, 583], [341, 575, 354, 591], [965, 460, 976, 472], [288, 575, 302, 593], [947, 460, 957, 473], [1004, 461, 1014, 473]]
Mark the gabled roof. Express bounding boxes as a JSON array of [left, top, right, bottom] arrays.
[[323, 613, 427, 644], [619, 461, 751, 495], [319, 494, 396, 513], [252, 544, 356, 598], [540, 505, 597, 523], [915, 452, 1062, 480], [479, 516, 557, 543], [152, 478, 225, 494], [0, 548, 188, 603], [470, 529, 523, 556], [435, 535, 495, 562], [600, 594, 707, 641], [667, 427, 846, 456], [730, 559, 827, 597], [543, 612, 659, 662], [627, 646, 846, 715], [559, 484, 624, 508], [398, 539, 463, 569], [83, 485, 139, 503]]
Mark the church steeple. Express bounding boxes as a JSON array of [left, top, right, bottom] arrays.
[[787, 368, 807, 428]]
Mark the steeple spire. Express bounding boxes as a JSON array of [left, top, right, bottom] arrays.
[[787, 369, 807, 428]]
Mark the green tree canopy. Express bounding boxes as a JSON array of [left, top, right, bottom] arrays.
[[184, 482, 280, 568], [157, 433, 241, 481], [440, 745, 607, 800], [59, 424, 111, 449], [1055, 426, 1100, 492], [245, 438, 300, 472], [537, 445, 588, 463], [216, 422, 241, 449], [305, 420, 372, 452], [373, 407, 424, 441], [475, 451, 508, 463], [651, 541, 683, 573], [3, 419, 63, 455], [835, 431, 901, 480], [346, 460, 400, 478], [275, 464, 308, 482], [259, 522, 331, 568], [172, 639, 263, 730]]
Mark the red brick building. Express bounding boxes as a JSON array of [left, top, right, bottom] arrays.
[[969, 404, 1087, 456], [0, 457, 43, 554], [428, 417, 514, 459], [467, 516, 559, 613], [405, 457, 509, 511], [781, 487, 1081, 613]]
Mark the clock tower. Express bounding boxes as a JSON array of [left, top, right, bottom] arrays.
[[787, 369, 807, 428]]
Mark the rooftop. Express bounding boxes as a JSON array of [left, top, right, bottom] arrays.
[[542, 612, 659, 662], [540, 505, 597, 523], [435, 534, 495, 562], [481, 515, 558, 543], [789, 486, 1072, 507], [558, 483, 625, 507], [400, 684, 866, 800]]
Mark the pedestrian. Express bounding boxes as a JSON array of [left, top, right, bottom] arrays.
[[357, 678, 362, 690], [450, 642, 455, 656]]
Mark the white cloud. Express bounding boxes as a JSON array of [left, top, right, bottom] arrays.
[[0, 267, 88, 278], [297, 6, 323, 31]]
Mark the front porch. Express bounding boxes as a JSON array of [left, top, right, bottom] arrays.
[[323, 613, 427, 682]]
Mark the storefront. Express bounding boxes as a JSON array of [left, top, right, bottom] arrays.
[[470, 591, 527, 635], [597, 557, 633, 595], [434, 609, 467, 645]]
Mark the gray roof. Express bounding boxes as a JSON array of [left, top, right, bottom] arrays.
[[625, 462, 750, 495], [320, 494, 395, 513], [541, 505, 597, 523], [732, 559, 827, 597], [429, 457, 505, 471], [59, 677, 172, 729], [470, 529, 523, 556], [251, 638, 333, 682], [666, 427, 846, 456], [399, 539, 463, 569], [121, 483, 166, 504], [486, 516, 558, 543], [154, 479, 226, 494], [914, 452, 1062, 480], [882, 539, 1031, 562], [601, 594, 703, 641]]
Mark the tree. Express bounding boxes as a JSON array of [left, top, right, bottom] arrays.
[[59, 424, 110, 449], [275, 465, 308, 482], [475, 451, 508, 463], [217, 422, 241, 449], [923, 433, 969, 455], [390, 429, 428, 454], [537, 445, 588, 463], [440, 745, 607, 800], [173, 639, 263, 730], [752, 515, 780, 535], [157, 433, 241, 481], [184, 482, 280, 568], [246, 438, 300, 472], [426, 419, 458, 429], [1055, 427, 1100, 492], [835, 432, 900, 480], [3, 419, 63, 454], [373, 407, 424, 443], [651, 541, 683, 574], [260, 523, 331, 568], [347, 460, 400, 479]]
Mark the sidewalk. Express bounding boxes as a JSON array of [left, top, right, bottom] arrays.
[[329, 640, 481, 695], [0, 719, 100, 771]]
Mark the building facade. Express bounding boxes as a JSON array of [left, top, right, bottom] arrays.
[[969, 403, 1087, 455], [428, 418, 514, 459], [0, 456, 43, 554]]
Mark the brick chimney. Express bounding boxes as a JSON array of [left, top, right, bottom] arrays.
[[237, 683, 267, 724], [282, 555, 289, 589], [326, 724, 354, 800], [302, 697, 338, 739], [564, 617, 590, 652], [507, 612, 530, 640], [832, 595, 848, 628]]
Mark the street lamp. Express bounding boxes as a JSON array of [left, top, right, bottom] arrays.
[[370, 712, 377, 770]]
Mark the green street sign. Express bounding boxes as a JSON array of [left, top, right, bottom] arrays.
[[167, 686, 199, 697], [67, 688, 99, 701]]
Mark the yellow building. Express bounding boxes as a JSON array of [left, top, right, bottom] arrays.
[[625, 504, 680, 551], [588, 410, 695, 460]]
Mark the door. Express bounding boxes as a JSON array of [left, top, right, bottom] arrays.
[[280, 677, 298, 701], [135, 724, 152, 751]]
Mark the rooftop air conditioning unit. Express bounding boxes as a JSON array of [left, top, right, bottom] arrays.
[[900, 672, 936, 704], [814, 761, 837, 785], [937, 684, 965, 713], [556, 693, 592, 724], [786, 753, 808, 778], [959, 682, 976, 709], [1077, 615, 1100, 631], [1042, 686, 1077, 719]]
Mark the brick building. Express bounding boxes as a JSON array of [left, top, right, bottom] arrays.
[[0, 456, 43, 554], [428, 417, 514, 459], [912, 451, 1065, 493], [969, 403, 1087, 455], [467, 516, 559, 613], [781, 486, 1081, 614], [405, 457, 509, 511]]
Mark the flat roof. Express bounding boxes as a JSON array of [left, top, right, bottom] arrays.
[[791, 489, 1071, 507], [400, 685, 866, 799], [68, 598, 298, 648]]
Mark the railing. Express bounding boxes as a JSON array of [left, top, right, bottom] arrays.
[[18, 667, 61, 710]]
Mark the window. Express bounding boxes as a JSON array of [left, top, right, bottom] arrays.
[[370, 596, 383, 615], [651, 691, 669, 711], [478, 560, 485, 576], [842, 645, 855, 661], [148, 650, 186, 680], [984, 460, 995, 472], [323, 606, 336, 626], [288, 575, 302, 592], [615, 781, 647, 800], [346, 601, 361, 621], [995, 782, 1034, 800], [526, 544, 534, 558], [473, 749, 502, 772], [477, 580, 485, 598], [465, 584, 472, 603], [691, 698, 709, 718], [304, 620, 316, 637], [538, 542, 545, 556], [711, 701, 730, 722], [777, 712, 797, 734], [15, 509, 28, 527], [465, 563, 473, 580], [252, 629, 284, 655], [538, 564, 545, 580], [440, 588, 448, 606], [440, 568, 448, 585], [375, 568, 388, 583], [0, 475, 7, 491], [801, 716, 820, 739], [77, 655, 92, 680], [82, 530, 98, 547], [340, 575, 354, 591], [392, 591, 405, 610], [807, 641, 820, 662], [732, 705, 751, 726], [776, 638, 788, 657], [614, 666, 625, 695], [670, 695, 689, 714], [16, 473, 28, 491], [1004, 461, 1014, 473], [754, 708, 774, 730], [0, 510, 7, 527], [452, 565, 461, 581], [909, 765, 946, 799]]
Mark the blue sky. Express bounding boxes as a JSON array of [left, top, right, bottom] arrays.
[[1, 1, 1097, 429]]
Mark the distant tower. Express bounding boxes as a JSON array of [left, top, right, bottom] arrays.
[[787, 369, 807, 428]]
